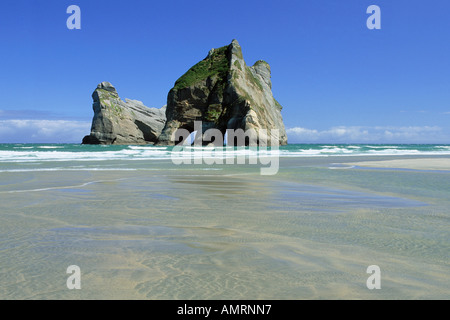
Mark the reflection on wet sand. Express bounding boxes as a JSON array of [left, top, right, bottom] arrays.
[[0, 157, 449, 299]]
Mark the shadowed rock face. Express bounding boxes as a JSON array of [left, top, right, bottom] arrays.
[[157, 39, 287, 146], [82, 82, 166, 145]]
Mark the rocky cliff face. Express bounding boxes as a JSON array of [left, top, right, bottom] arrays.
[[82, 40, 287, 146], [157, 39, 287, 146], [82, 82, 166, 145]]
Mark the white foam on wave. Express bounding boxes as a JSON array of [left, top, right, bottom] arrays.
[[363, 145, 398, 149], [0, 148, 172, 162], [128, 146, 169, 150], [279, 147, 450, 157], [38, 146, 64, 149], [328, 164, 356, 169], [1, 145, 450, 163], [322, 147, 354, 153], [367, 149, 422, 155]]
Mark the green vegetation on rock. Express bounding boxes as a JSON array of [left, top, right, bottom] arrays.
[[274, 98, 283, 110], [110, 101, 123, 119], [173, 45, 229, 90], [245, 66, 264, 91], [205, 104, 222, 122], [236, 90, 256, 109], [235, 47, 243, 60], [98, 89, 124, 119], [254, 60, 270, 69], [155, 40, 288, 146]]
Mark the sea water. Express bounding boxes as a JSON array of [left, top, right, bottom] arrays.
[[0, 144, 449, 299]]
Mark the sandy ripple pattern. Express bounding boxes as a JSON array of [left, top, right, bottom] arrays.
[[0, 156, 449, 299]]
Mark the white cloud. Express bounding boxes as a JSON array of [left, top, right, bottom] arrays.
[[286, 125, 446, 143], [0, 120, 91, 143], [1, 119, 446, 144]]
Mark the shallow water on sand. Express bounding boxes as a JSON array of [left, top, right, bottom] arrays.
[[0, 156, 449, 299]]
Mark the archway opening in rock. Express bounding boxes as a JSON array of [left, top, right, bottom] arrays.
[[188, 131, 198, 145]]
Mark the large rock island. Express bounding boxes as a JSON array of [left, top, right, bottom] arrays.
[[83, 40, 287, 146], [82, 82, 166, 145], [157, 39, 287, 146]]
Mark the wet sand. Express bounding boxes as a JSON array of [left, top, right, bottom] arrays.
[[0, 156, 449, 299], [345, 158, 450, 171]]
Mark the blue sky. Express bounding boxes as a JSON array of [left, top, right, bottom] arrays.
[[0, 0, 449, 143]]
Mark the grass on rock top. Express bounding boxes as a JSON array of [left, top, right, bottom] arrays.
[[173, 45, 230, 90], [254, 60, 270, 70], [98, 89, 124, 119]]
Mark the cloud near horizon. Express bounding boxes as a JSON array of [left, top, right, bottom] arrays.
[[0, 119, 448, 144], [286, 125, 448, 144], [0, 119, 91, 143]]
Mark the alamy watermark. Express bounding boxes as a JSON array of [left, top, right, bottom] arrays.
[[66, 5, 81, 30], [170, 121, 280, 175], [367, 5, 381, 30], [66, 265, 81, 289], [366, 265, 381, 290], [65, 5, 380, 31]]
